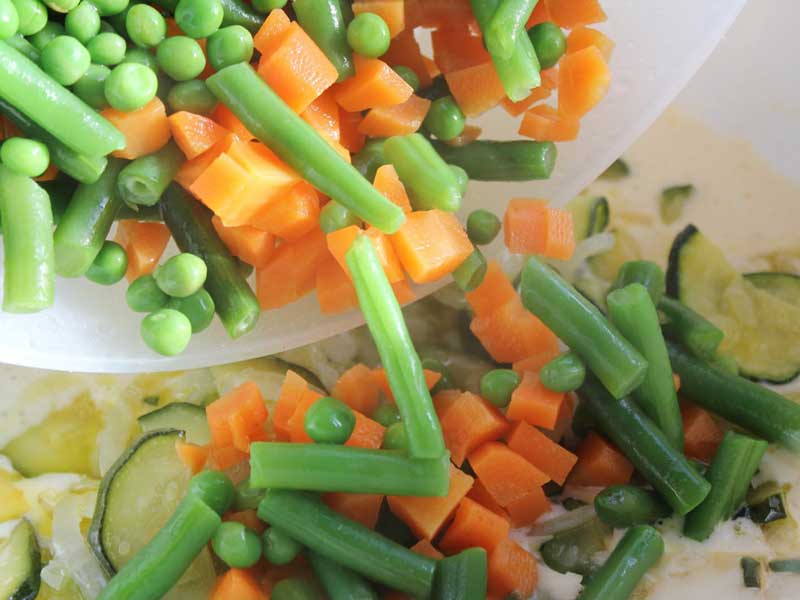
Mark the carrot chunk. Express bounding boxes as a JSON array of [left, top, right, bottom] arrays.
[[506, 421, 578, 485], [372, 368, 441, 403], [464, 260, 516, 318], [558, 45, 610, 118], [253, 7, 291, 55], [503, 199, 575, 260], [345, 411, 386, 449], [468, 442, 550, 507], [102, 97, 171, 160], [681, 401, 724, 463], [249, 181, 321, 242], [206, 381, 269, 453], [410, 539, 444, 559], [373, 164, 412, 213], [381, 28, 433, 88], [352, 1, 405, 37], [445, 62, 506, 118], [467, 479, 510, 522], [211, 104, 254, 140], [358, 95, 431, 138], [545, 0, 607, 28], [334, 55, 413, 112], [487, 538, 538, 598], [212, 215, 275, 268], [323, 492, 384, 529], [569, 431, 634, 487], [114, 221, 171, 282], [431, 29, 490, 74], [519, 104, 580, 142], [506, 371, 565, 430], [526, 0, 551, 27], [301, 91, 341, 143], [168, 111, 230, 160], [439, 391, 509, 467], [223, 509, 265, 533], [316, 256, 359, 315], [175, 441, 208, 474], [339, 109, 366, 153], [440, 497, 510, 554], [211, 568, 268, 600], [274, 370, 310, 440], [332, 363, 382, 415], [567, 26, 615, 60], [505, 486, 551, 527]]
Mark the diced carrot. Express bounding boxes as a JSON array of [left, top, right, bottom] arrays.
[[506, 371, 565, 430], [558, 46, 610, 118], [345, 411, 386, 449], [372, 368, 441, 403], [358, 94, 431, 138], [301, 91, 341, 143], [168, 111, 230, 160], [404, 0, 477, 31], [487, 538, 538, 598], [512, 348, 562, 375], [506, 421, 577, 485], [339, 109, 366, 153], [332, 364, 382, 415], [387, 465, 473, 540], [102, 97, 171, 160], [189, 153, 252, 221], [211, 568, 268, 600], [256, 227, 328, 309], [440, 391, 509, 467], [569, 431, 634, 487], [443, 124, 482, 147], [433, 389, 462, 420], [352, 1, 405, 37], [567, 26, 615, 61], [390, 209, 472, 284], [287, 387, 325, 443], [526, 0, 551, 27], [207, 444, 249, 470], [316, 256, 359, 315], [681, 401, 724, 463], [365, 227, 405, 282], [253, 7, 291, 54], [334, 55, 414, 112], [467, 479, 511, 522], [175, 441, 209, 474], [249, 181, 320, 241], [549, 392, 577, 443], [519, 104, 580, 142], [504, 199, 576, 260], [464, 261, 516, 318], [500, 68, 558, 117], [206, 381, 269, 453], [410, 539, 444, 559], [423, 56, 440, 80], [674, 373, 681, 391], [35, 163, 58, 181], [211, 104, 254, 140], [274, 371, 309, 440], [391, 277, 415, 305], [504, 486, 550, 527], [323, 492, 384, 529], [445, 62, 506, 118], [468, 442, 550, 507], [380, 28, 432, 88], [545, 207, 576, 260], [374, 164, 412, 213], [545, 0, 607, 28], [174, 132, 237, 189], [212, 215, 275, 268], [431, 29, 490, 74], [224, 509, 266, 534], [326, 225, 361, 273], [114, 221, 171, 281], [440, 497, 510, 554]]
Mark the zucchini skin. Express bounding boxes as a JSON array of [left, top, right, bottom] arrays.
[[3, 520, 41, 600], [665, 224, 698, 299]]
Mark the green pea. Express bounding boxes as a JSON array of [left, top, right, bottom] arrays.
[[319, 200, 360, 233], [87, 32, 126, 65], [346, 12, 390, 58], [175, 0, 223, 39], [0, 0, 19, 40], [528, 21, 566, 70], [1, 136, 49, 177], [452, 247, 487, 292], [91, 0, 128, 17], [126, 274, 169, 312], [206, 25, 253, 71], [85, 240, 128, 285], [480, 369, 521, 408], [212, 521, 262, 568], [41, 36, 91, 85], [43, 0, 79, 13], [140, 308, 193, 356], [154, 253, 208, 298], [168, 288, 215, 333], [29, 21, 63, 50], [105, 62, 158, 111], [382, 422, 408, 450], [233, 478, 264, 511], [187, 470, 234, 515], [125, 3, 165, 48], [157, 36, 206, 82], [262, 527, 302, 566], [166, 79, 218, 115], [371, 403, 400, 427], [123, 47, 158, 71], [73, 64, 111, 109], [466, 209, 501, 245], [540, 351, 586, 393], [393, 65, 419, 91], [12, 0, 46, 35], [251, 0, 286, 13], [271, 579, 318, 600], [424, 96, 465, 141], [65, 1, 100, 44], [304, 396, 356, 445]]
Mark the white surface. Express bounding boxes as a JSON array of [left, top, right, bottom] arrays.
[[0, 0, 748, 372]]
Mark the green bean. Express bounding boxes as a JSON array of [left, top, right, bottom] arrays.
[[578, 375, 711, 515], [667, 341, 800, 453], [117, 141, 184, 207], [250, 442, 450, 496], [40, 179, 76, 225], [577, 525, 664, 600], [610, 260, 666, 306], [607, 284, 683, 450], [740, 557, 761, 588], [232, 478, 264, 511], [308, 550, 379, 600], [161, 184, 260, 339], [346, 234, 445, 458], [258, 489, 437, 597], [0, 166, 54, 312], [0, 40, 124, 156], [352, 138, 387, 182], [521, 256, 647, 399], [432, 139, 556, 181], [117, 203, 163, 221], [433, 548, 487, 600], [594, 485, 672, 528], [684, 431, 767, 541], [262, 527, 302, 565], [659, 297, 724, 361], [452, 247, 487, 292], [485, 0, 538, 60], [540, 516, 609, 576], [151, 0, 262, 32], [53, 158, 124, 278], [293, 0, 353, 81], [540, 351, 586, 392], [207, 63, 404, 233]]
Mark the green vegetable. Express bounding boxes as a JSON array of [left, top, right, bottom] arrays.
[[154, 253, 208, 299], [141, 308, 193, 356], [434, 548, 488, 600], [319, 200, 360, 233], [658, 296, 724, 361], [73, 64, 111, 110], [382, 422, 408, 450], [0, 136, 48, 177], [351, 138, 387, 182], [594, 485, 671, 528], [86, 32, 127, 65], [420, 356, 455, 394], [393, 65, 419, 91], [540, 351, 586, 392], [186, 470, 235, 515], [600, 158, 629, 180], [293, 0, 353, 81], [86, 240, 128, 285], [485, 0, 537, 59], [252, 0, 286, 11], [29, 21, 63, 50], [262, 527, 302, 565], [126, 4, 166, 48], [65, 0, 100, 43], [91, 0, 127, 16], [105, 62, 158, 111], [0, 0, 18, 40], [175, 0, 223, 38], [206, 25, 252, 70], [167, 79, 218, 115], [424, 96, 465, 142], [40, 35, 90, 86], [740, 557, 762, 589], [372, 404, 400, 427], [746, 481, 790, 525], [157, 36, 206, 81], [452, 247, 487, 292], [660, 183, 694, 224], [540, 516, 610, 576], [466, 209, 501, 245], [347, 12, 390, 58], [432, 139, 556, 181], [304, 396, 356, 445], [0, 519, 41, 600], [309, 550, 379, 600], [769, 559, 800, 574], [168, 288, 216, 333], [11, 0, 45, 36], [417, 75, 450, 101], [610, 260, 665, 306], [271, 578, 319, 600], [117, 141, 185, 206], [480, 369, 520, 408], [212, 521, 262, 568], [528, 21, 566, 69], [138, 402, 211, 445], [44, 0, 79, 12], [232, 479, 264, 512], [124, 47, 159, 71], [127, 274, 170, 313]]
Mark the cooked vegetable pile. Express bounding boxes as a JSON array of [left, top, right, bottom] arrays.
[[0, 0, 612, 356]]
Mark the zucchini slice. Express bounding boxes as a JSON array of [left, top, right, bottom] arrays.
[[138, 403, 210, 446], [0, 519, 40, 600], [588, 227, 641, 281], [566, 195, 610, 242], [666, 225, 800, 383]]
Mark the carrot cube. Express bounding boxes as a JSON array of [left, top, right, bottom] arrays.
[[506, 421, 578, 485], [431, 29, 490, 74], [358, 94, 431, 138], [468, 442, 550, 507], [410, 539, 444, 559], [440, 497, 510, 554], [567, 26, 615, 61], [212, 215, 275, 268], [506, 371, 565, 430], [519, 104, 581, 142], [102, 97, 171, 160], [253, 8, 291, 55], [352, 0, 405, 37], [316, 256, 359, 315], [487, 538, 538, 597], [249, 181, 320, 241], [439, 391, 509, 467], [274, 370, 310, 440], [445, 62, 505, 117], [210, 569, 268, 600], [558, 46, 610, 118], [569, 431, 634, 487], [323, 492, 383, 529], [332, 364, 382, 415], [464, 260, 516, 318], [681, 401, 724, 463], [334, 55, 413, 112], [373, 164, 412, 213], [545, 0, 607, 28], [114, 221, 171, 282], [505, 486, 551, 527], [168, 111, 230, 160]]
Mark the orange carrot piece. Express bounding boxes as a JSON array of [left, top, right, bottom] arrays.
[[569, 431, 634, 487], [433, 389, 462, 420], [316, 256, 359, 315], [558, 45, 610, 118], [262, 556, 313, 594], [431, 29, 490, 74], [301, 91, 341, 143], [544, 207, 576, 260], [174, 132, 237, 189], [287, 387, 325, 443], [211, 568, 268, 600], [512, 348, 562, 375], [365, 227, 405, 283], [352, 0, 405, 37], [212, 215, 275, 268], [503, 199, 576, 260], [443, 124, 482, 147], [102, 97, 171, 160], [391, 277, 415, 305], [380, 28, 432, 88], [500, 68, 558, 117], [339, 109, 366, 153], [274, 371, 310, 440], [440, 497, 510, 554], [114, 220, 171, 281], [681, 401, 724, 463], [567, 26, 615, 61], [445, 61, 506, 118], [439, 391, 509, 467], [224, 509, 266, 534], [506, 421, 577, 485], [506, 371, 565, 430], [526, 0, 551, 27], [464, 261, 516, 318], [387, 465, 473, 540], [249, 181, 320, 241], [168, 111, 230, 160], [673, 373, 681, 391], [519, 104, 580, 142], [468, 442, 550, 507], [358, 94, 431, 138], [323, 492, 384, 529], [545, 0, 607, 28], [488, 539, 538, 597], [372, 368, 441, 403], [211, 104, 254, 140], [332, 363, 382, 415], [373, 164, 412, 213], [404, 0, 477, 31], [345, 411, 386, 449], [334, 55, 414, 112], [326, 225, 361, 273], [504, 486, 550, 527], [253, 7, 291, 54], [207, 445, 249, 471], [410, 539, 444, 559], [206, 381, 269, 453], [175, 441, 209, 474], [189, 153, 253, 223], [467, 479, 511, 522], [34, 163, 58, 181]]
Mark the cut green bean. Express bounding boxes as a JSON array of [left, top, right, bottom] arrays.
[[659, 297, 724, 361], [485, 0, 538, 60], [293, 0, 353, 81], [452, 247, 487, 292], [610, 260, 666, 306], [594, 485, 672, 528], [346, 234, 445, 458], [433, 548, 487, 600], [258, 489, 437, 598], [432, 139, 556, 181], [308, 550, 379, 600], [521, 256, 647, 399], [540, 351, 586, 393], [740, 557, 762, 588], [250, 442, 450, 496], [117, 141, 184, 207]]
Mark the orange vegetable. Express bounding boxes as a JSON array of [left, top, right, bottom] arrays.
[[410, 539, 444, 559], [168, 111, 230, 160], [391, 277, 415, 304], [500, 68, 558, 117], [206, 381, 269, 453], [558, 45, 610, 118], [372, 368, 441, 403], [326, 226, 405, 283], [526, 0, 551, 27], [506, 371, 565, 430], [519, 104, 580, 142], [387, 465, 473, 540], [443, 124, 482, 147], [326, 224, 360, 273], [464, 261, 516, 318], [390, 209, 472, 284], [316, 256, 359, 315], [544, 207, 576, 260], [487, 538, 538, 597], [358, 94, 431, 138], [674, 373, 681, 391], [503, 199, 576, 260], [431, 29, 490, 74], [212, 215, 275, 268], [468, 442, 550, 507], [505, 486, 550, 527], [467, 479, 510, 522], [567, 26, 615, 61], [175, 441, 208, 474], [301, 91, 341, 143], [211, 104, 254, 140], [323, 492, 384, 529], [681, 401, 724, 463], [332, 363, 382, 415], [512, 348, 562, 375], [207, 445, 249, 471], [404, 0, 477, 31], [352, 1, 405, 37], [253, 7, 290, 54], [439, 391, 509, 467], [34, 163, 58, 181], [274, 370, 310, 440], [287, 388, 325, 444], [102, 97, 171, 160], [373, 164, 412, 213], [440, 497, 510, 554], [545, 0, 607, 28], [506, 421, 577, 485], [339, 109, 366, 153], [346, 411, 386, 449], [211, 568, 268, 600], [249, 181, 320, 242], [380, 29, 433, 88], [174, 132, 237, 189], [335, 55, 413, 112], [445, 62, 506, 118], [433, 389, 462, 420], [224, 509, 265, 534], [569, 432, 634, 487], [114, 221, 171, 281]]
